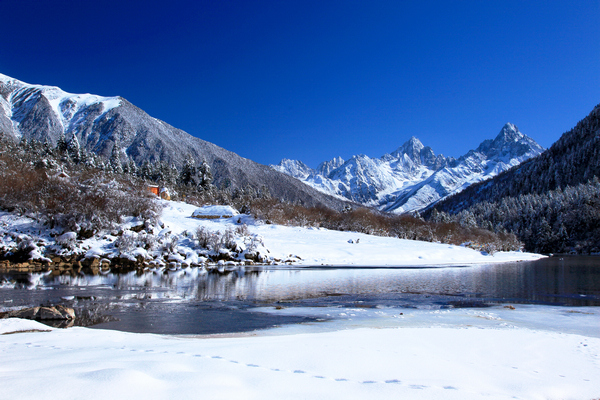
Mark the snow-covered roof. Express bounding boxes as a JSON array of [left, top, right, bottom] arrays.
[[191, 205, 239, 219]]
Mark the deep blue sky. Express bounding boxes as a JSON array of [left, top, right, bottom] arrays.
[[1, 0, 598, 168]]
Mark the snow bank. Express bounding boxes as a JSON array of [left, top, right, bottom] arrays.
[[0, 313, 598, 400], [0, 318, 53, 334]]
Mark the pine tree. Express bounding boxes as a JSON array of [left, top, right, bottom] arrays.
[[127, 158, 138, 177], [109, 143, 123, 174], [56, 132, 68, 155], [179, 155, 198, 187], [67, 135, 82, 164], [140, 161, 152, 181], [199, 159, 213, 189]]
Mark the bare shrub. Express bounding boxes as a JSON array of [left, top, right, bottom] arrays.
[[115, 232, 136, 252], [235, 223, 250, 237], [0, 138, 162, 235], [195, 226, 211, 248], [221, 227, 237, 251]]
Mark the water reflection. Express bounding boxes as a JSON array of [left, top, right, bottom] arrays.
[[1, 256, 598, 334], [2, 256, 599, 306]]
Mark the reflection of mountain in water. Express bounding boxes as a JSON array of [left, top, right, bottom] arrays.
[[0, 258, 598, 334], [2, 258, 598, 306]]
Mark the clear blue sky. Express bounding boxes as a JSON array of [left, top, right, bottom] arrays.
[[1, 0, 598, 168]]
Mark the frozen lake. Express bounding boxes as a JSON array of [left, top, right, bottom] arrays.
[[1, 256, 598, 334]]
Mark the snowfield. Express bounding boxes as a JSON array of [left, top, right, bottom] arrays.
[[158, 200, 543, 266], [0, 199, 543, 269], [1, 305, 599, 400]]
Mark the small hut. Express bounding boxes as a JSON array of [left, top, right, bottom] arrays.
[[159, 187, 171, 201], [147, 185, 159, 196], [147, 185, 171, 200], [192, 205, 239, 219]]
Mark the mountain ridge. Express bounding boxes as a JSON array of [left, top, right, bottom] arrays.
[[0, 73, 347, 210], [428, 103, 600, 253], [272, 123, 544, 213]]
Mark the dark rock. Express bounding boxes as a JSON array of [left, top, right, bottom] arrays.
[[1, 305, 75, 321]]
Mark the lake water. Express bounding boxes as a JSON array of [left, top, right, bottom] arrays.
[[1, 256, 598, 334]]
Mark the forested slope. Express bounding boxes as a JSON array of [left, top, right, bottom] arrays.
[[430, 104, 600, 253]]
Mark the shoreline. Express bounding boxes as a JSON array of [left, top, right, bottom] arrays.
[[0, 251, 547, 275]]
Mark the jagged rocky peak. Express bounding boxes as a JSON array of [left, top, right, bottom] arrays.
[[388, 136, 447, 169], [497, 122, 522, 141], [392, 136, 424, 160], [476, 123, 544, 160], [271, 158, 314, 180], [317, 156, 345, 176]]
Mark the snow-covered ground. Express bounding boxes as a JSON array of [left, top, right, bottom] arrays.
[[1, 200, 542, 268], [1, 304, 599, 400], [159, 201, 543, 266], [1, 200, 595, 399]]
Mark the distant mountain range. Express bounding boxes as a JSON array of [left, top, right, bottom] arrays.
[[0, 73, 345, 209], [272, 124, 544, 213]]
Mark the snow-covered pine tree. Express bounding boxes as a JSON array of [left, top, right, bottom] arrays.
[[179, 155, 198, 187], [139, 161, 152, 181], [67, 134, 82, 164], [199, 159, 213, 189], [127, 158, 138, 177], [56, 132, 68, 156], [109, 142, 123, 174]]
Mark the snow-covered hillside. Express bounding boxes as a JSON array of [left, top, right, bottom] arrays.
[[272, 124, 544, 213], [0, 73, 345, 210], [0, 200, 542, 269], [0, 73, 121, 141]]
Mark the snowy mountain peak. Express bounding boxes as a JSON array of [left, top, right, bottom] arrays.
[[392, 136, 425, 160], [271, 158, 314, 180], [475, 123, 544, 161], [496, 122, 523, 142], [0, 73, 122, 140], [317, 156, 345, 177]]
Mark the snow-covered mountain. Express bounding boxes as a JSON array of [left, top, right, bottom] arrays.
[[0, 73, 345, 209], [272, 124, 544, 213]]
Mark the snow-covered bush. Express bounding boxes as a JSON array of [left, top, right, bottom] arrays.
[[164, 236, 178, 253], [56, 232, 77, 250], [195, 226, 211, 248], [115, 231, 158, 254], [235, 223, 250, 237]]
